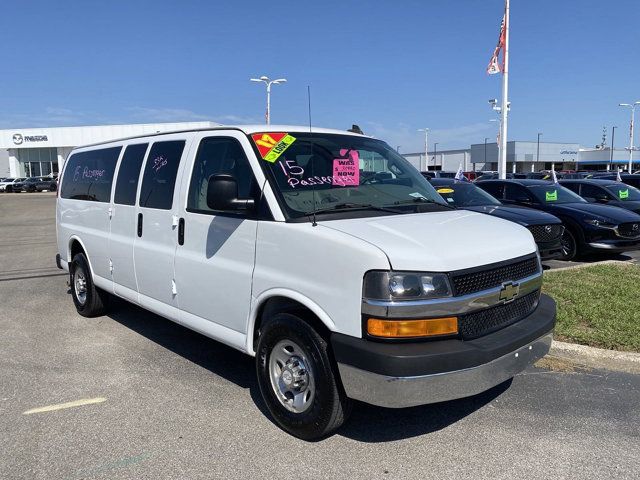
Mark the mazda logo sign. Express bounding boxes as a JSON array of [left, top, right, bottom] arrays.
[[633, 224, 639, 232], [12, 133, 23, 145], [544, 225, 552, 234]]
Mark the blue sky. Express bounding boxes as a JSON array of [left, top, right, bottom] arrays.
[[1, 0, 638, 152]]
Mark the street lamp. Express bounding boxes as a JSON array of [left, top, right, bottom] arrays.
[[250, 76, 287, 125], [610, 126, 617, 170], [417, 128, 429, 171], [396, 145, 401, 153], [537, 133, 542, 163], [484, 137, 489, 165], [434, 142, 439, 169], [619, 101, 640, 172]]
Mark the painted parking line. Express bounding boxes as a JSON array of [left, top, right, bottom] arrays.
[[22, 397, 106, 415]]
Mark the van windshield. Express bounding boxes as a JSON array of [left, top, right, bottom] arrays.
[[250, 132, 448, 219]]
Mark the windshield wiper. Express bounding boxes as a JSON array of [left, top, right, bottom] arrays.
[[311, 202, 405, 216], [392, 197, 454, 209]]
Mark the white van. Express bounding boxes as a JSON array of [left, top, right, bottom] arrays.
[[56, 126, 555, 439]]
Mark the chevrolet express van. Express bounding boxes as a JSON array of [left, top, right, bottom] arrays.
[[56, 126, 556, 439]]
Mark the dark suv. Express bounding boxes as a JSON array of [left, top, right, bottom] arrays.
[[559, 179, 640, 214], [430, 178, 564, 259], [476, 179, 640, 260], [12, 177, 58, 193]]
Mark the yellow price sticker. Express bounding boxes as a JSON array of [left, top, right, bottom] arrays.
[[437, 188, 455, 194]]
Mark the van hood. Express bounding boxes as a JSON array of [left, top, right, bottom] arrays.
[[320, 210, 537, 272]]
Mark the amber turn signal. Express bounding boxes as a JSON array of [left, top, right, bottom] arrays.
[[367, 317, 458, 338]]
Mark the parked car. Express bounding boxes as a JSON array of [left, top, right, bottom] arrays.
[[420, 170, 457, 179], [559, 179, 640, 214], [430, 178, 564, 259], [56, 126, 556, 439], [474, 172, 526, 181], [3, 177, 27, 192], [592, 173, 640, 189], [476, 179, 640, 260], [11, 176, 58, 192], [0, 178, 16, 192]]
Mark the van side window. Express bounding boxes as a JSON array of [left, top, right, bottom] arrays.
[[187, 137, 257, 214], [139, 140, 186, 210], [114, 143, 148, 206], [61, 147, 121, 202]]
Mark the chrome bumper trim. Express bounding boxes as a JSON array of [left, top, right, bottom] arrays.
[[588, 241, 640, 250], [362, 273, 542, 318], [337, 332, 552, 408]]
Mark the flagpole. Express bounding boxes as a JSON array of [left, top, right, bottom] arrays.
[[499, 0, 510, 179]]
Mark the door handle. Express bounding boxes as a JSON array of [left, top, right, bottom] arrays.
[[137, 213, 143, 237], [178, 218, 185, 245]]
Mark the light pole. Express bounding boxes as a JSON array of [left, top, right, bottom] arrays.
[[536, 133, 542, 168], [250, 76, 287, 125], [484, 137, 489, 166], [434, 143, 439, 170], [489, 99, 510, 177], [396, 145, 401, 153], [417, 128, 429, 171], [610, 126, 617, 171], [619, 101, 640, 172]]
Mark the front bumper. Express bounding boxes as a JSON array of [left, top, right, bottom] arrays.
[[332, 294, 556, 408], [537, 239, 563, 260], [586, 239, 640, 252]]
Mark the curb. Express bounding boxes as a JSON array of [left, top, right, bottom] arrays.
[[544, 259, 636, 273], [547, 340, 640, 374]]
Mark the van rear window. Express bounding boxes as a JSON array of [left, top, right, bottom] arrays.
[[61, 147, 121, 202]]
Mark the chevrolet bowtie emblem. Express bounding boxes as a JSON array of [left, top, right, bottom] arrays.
[[499, 281, 520, 303]]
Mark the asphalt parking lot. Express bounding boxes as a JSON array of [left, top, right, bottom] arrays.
[[1, 192, 639, 480]]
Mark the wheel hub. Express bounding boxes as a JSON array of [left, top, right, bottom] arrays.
[[268, 340, 315, 413]]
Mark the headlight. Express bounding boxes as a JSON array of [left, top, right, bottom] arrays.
[[363, 271, 452, 301], [583, 218, 616, 228]]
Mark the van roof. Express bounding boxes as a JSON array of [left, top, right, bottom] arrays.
[[73, 125, 368, 150]]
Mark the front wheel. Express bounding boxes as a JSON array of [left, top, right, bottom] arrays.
[[560, 228, 578, 261], [256, 313, 351, 440], [70, 253, 108, 317]]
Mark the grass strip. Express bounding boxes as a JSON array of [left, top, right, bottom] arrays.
[[542, 263, 640, 352]]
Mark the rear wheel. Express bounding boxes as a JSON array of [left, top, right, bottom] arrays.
[[560, 228, 578, 261], [70, 253, 108, 317], [49, 184, 57, 192], [256, 313, 351, 440]]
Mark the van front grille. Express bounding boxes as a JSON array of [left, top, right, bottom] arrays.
[[458, 290, 540, 340], [451, 256, 540, 296]]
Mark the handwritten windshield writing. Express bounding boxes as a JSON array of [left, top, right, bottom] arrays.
[[73, 166, 106, 182], [152, 155, 168, 172]]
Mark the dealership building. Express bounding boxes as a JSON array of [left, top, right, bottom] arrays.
[[402, 140, 640, 173], [0, 122, 219, 178]]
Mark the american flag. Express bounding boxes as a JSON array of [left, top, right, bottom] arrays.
[[487, 14, 506, 75]]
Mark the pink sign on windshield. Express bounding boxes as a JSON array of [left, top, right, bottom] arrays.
[[332, 149, 360, 186]]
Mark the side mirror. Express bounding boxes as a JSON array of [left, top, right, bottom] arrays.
[[206, 174, 255, 211]]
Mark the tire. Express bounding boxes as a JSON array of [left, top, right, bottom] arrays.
[[49, 184, 57, 192], [560, 228, 578, 261], [70, 253, 108, 317], [256, 313, 352, 440], [27, 187, 35, 193]]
